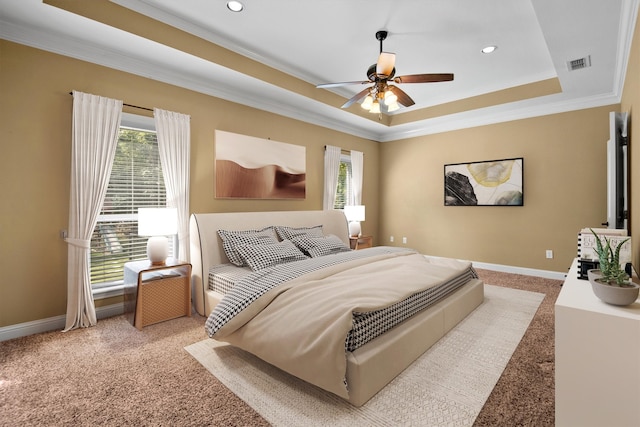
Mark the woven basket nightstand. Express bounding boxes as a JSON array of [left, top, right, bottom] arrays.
[[124, 259, 192, 330]]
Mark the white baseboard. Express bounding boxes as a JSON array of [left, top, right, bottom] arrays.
[[0, 303, 125, 342], [422, 255, 567, 281], [0, 260, 566, 342], [471, 260, 567, 281]]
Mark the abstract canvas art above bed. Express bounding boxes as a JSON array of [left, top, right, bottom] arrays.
[[215, 130, 306, 199]]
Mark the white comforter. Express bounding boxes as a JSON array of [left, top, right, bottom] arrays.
[[206, 248, 473, 398]]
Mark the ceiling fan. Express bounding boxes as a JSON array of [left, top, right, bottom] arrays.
[[316, 30, 454, 114]]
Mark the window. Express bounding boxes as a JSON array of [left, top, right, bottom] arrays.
[[90, 114, 170, 287], [334, 153, 352, 210]]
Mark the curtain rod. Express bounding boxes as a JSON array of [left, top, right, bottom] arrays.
[[68, 92, 154, 112], [324, 146, 364, 155], [122, 103, 153, 112]]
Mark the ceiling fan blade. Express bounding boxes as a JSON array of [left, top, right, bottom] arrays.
[[316, 80, 369, 89], [393, 73, 454, 84], [341, 87, 372, 108], [388, 85, 415, 107], [376, 52, 396, 77]]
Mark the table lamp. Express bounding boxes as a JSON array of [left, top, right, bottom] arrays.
[[138, 207, 178, 265], [344, 205, 365, 237]]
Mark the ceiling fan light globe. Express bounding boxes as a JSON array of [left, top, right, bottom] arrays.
[[384, 91, 398, 105], [361, 95, 373, 110], [369, 100, 381, 114], [387, 102, 400, 112]]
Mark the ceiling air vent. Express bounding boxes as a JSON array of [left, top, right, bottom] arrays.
[[567, 55, 591, 71]]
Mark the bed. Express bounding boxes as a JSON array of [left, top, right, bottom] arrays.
[[189, 210, 484, 407]]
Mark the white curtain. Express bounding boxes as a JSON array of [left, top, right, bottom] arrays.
[[323, 145, 342, 210], [154, 108, 191, 262], [350, 150, 364, 205], [64, 91, 122, 331]]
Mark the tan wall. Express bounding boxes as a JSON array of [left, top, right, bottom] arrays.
[[0, 41, 379, 327], [379, 106, 618, 272], [621, 8, 640, 268], [2, 6, 639, 329]]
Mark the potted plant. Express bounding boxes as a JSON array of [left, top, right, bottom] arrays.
[[587, 228, 639, 306]]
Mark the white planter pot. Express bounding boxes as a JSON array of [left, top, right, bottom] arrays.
[[588, 269, 640, 306]]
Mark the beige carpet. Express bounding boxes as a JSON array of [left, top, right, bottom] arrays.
[[1, 269, 560, 426], [186, 284, 544, 426]]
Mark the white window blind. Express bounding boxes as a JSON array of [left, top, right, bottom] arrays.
[[334, 153, 352, 210], [90, 119, 169, 286]]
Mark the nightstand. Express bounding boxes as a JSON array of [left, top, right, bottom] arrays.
[[349, 235, 373, 250], [124, 258, 192, 330]]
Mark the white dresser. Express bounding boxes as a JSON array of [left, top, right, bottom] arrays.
[[555, 258, 640, 427]]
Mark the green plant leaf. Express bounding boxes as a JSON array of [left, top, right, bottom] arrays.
[[589, 228, 630, 285]]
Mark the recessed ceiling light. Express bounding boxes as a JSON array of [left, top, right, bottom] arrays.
[[482, 45, 497, 54], [227, 1, 244, 12]]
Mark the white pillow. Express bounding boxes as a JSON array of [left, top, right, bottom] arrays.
[[235, 240, 308, 271], [291, 234, 351, 258], [274, 225, 323, 240], [217, 227, 279, 266]]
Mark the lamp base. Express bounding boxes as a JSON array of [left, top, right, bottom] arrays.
[[348, 221, 362, 237], [147, 236, 169, 266]]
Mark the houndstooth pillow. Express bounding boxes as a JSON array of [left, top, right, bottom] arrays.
[[235, 240, 308, 271], [274, 225, 324, 241], [291, 234, 351, 258], [217, 227, 279, 266]]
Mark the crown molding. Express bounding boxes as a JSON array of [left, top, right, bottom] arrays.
[[377, 92, 622, 142]]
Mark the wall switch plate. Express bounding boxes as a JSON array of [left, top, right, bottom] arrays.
[[546, 250, 553, 259], [389, 236, 394, 242], [402, 237, 407, 244]]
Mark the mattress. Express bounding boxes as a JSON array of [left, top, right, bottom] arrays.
[[208, 263, 252, 294]]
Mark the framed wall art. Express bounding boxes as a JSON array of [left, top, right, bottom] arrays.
[[215, 130, 306, 199], [444, 157, 523, 206]]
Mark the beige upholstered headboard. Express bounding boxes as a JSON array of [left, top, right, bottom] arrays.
[[189, 210, 349, 316]]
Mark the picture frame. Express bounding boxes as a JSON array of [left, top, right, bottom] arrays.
[[444, 157, 523, 206]]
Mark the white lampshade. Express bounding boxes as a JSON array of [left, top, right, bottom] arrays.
[[344, 205, 365, 222], [344, 205, 365, 237], [138, 208, 178, 265]]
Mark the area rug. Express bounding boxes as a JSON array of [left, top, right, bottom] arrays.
[[185, 284, 544, 426]]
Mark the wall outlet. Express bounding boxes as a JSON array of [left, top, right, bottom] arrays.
[[389, 235, 394, 243], [402, 237, 407, 244], [546, 249, 553, 259]]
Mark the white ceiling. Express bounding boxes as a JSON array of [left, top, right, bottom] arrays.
[[0, 0, 638, 141]]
